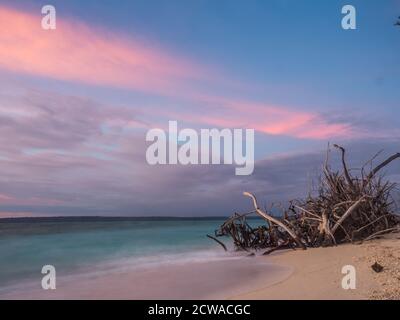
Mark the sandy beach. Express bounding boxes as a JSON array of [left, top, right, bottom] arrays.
[[233, 233, 400, 300], [0, 258, 292, 300], [1, 234, 399, 300]]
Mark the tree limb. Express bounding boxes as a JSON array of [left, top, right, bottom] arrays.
[[243, 192, 306, 249], [333, 144, 354, 188], [367, 153, 400, 181], [332, 197, 366, 234], [207, 234, 227, 251]]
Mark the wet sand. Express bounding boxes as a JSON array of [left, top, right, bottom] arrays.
[[0, 258, 292, 300]]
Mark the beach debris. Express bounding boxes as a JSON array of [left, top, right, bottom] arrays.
[[371, 262, 384, 273], [206, 234, 227, 251], [210, 145, 400, 253]]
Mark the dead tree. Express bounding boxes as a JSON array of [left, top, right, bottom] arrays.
[[209, 146, 400, 253]]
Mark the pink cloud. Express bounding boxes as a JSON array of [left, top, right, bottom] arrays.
[[0, 194, 14, 202], [0, 6, 210, 95], [0, 193, 64, 206], [215, 100, 351, 139], [0, 90, 145, 156], [0, 6, 360, 142], [0, 211, 54, 218], [153, 96, 352, 140]]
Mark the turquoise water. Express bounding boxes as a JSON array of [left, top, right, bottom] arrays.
[[0, 217, 240, 288]]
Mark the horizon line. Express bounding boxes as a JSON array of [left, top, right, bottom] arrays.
[[0, 215, 239, 221]]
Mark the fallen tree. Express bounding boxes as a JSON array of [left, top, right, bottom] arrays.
[[208, 145, 400, 254]]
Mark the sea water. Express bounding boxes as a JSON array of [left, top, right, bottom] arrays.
[[0, 217, 263, 289]]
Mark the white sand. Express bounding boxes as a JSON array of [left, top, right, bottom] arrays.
[[232, 234, 400, 300]]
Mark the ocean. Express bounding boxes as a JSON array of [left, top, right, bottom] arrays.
[[0, 217, 253, 289]]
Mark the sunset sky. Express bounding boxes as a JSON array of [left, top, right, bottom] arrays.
[[0, 0, 400, 217]]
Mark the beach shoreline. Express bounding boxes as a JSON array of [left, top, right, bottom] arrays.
[[232, 233, 400, 300], [1, 235, 399, 300], [0, 256, 292, 300]]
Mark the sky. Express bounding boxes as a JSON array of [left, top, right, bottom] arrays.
[[0, 0, 400, 217]]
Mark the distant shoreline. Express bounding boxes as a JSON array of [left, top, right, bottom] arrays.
[[0, 216, 242, 223]]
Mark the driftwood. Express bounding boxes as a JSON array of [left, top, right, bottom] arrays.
[[209, 145, 400, 253], [206, 234, 227, 251], [243, 192, 306, 250]]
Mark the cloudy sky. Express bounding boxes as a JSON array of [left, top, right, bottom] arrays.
[[0, 0, 399, 217]]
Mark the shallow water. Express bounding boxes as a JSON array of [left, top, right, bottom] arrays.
[[0, 217, 265, 290]]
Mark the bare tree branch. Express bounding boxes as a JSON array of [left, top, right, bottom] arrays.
[[243, 192, 306, 249]]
